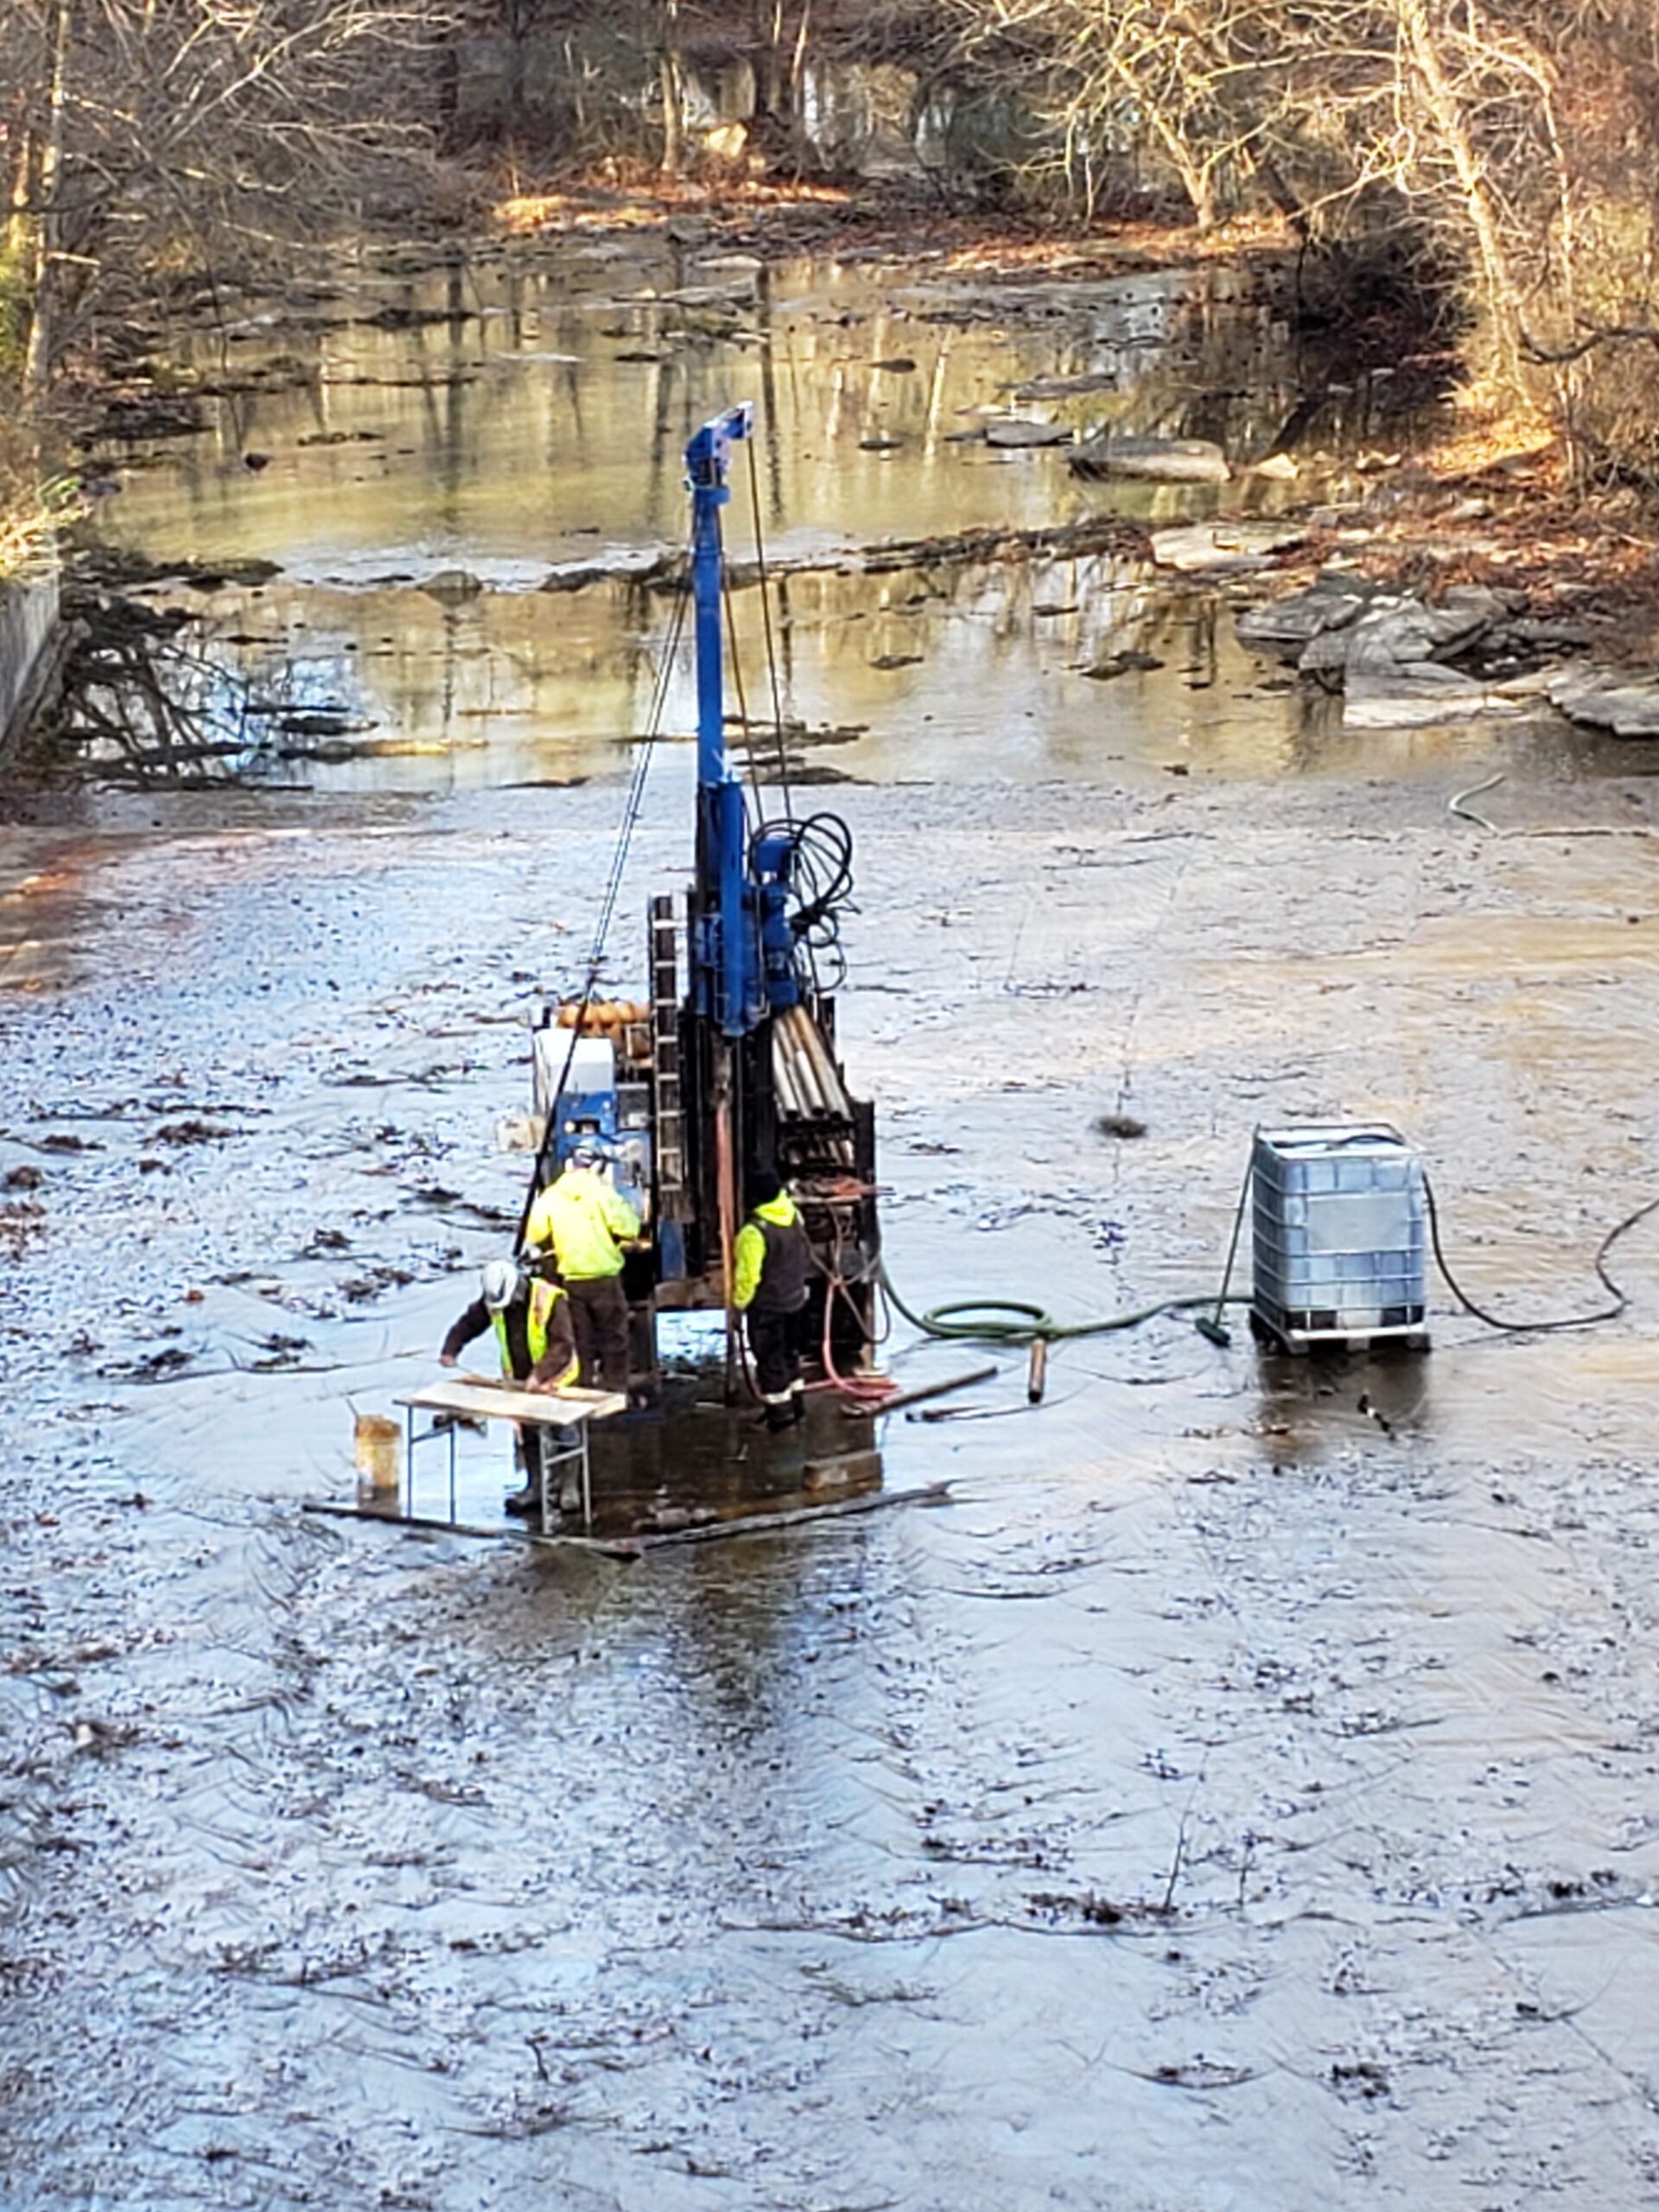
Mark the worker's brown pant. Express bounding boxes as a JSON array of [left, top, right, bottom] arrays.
[[565, 1274, 631, 1392]]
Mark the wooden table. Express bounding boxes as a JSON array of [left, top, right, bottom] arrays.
[[395, 1375, 627, 1533]]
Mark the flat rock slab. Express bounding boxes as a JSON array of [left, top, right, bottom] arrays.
[[982, 416, 1075, 448], [1236, 572, 1378, 655], [1072, 435, 1230, 484], [1344, 670, 1525, 729], [1239, 580, 1533, 724], [1338, 595, 1522, 728], [1344, 595, 1497, 677], [1548, 666, 1659, 737], [1236, 575, 1542, 725], [1152, 523, 1307, 575]]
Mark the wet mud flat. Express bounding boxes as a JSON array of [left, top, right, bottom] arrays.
[[6, 753, 1659, 2209]]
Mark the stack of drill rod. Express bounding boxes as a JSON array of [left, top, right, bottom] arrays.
[[771, 1004, 855, 1168]]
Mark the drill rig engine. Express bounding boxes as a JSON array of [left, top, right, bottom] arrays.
[[524, 404, 880, 1393]]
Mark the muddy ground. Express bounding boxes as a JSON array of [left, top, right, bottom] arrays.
[[8, 770, 1659, 2208], [6, 224, 1659, 2208]]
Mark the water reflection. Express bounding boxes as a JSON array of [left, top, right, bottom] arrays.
[[82, 243, 1408, 793], [380, 1377, 882, 1547]]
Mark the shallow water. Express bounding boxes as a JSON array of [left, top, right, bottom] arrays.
[[6, 238, 1659, 2209], [72, 236, 1484, 796]]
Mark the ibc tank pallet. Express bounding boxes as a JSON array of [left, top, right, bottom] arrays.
[[1248, 1304, 1431, 1357]]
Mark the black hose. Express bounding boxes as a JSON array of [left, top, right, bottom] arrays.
[[1423, 1173, 1659, 1335], [878, 1261, 1249, 1346], [753, 810, 855, 993]]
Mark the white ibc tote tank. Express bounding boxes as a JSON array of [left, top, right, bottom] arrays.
[[1250, 1123, 1429, 1352]]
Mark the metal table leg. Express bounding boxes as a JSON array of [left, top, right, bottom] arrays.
[[537, 1427, 587, 1535]]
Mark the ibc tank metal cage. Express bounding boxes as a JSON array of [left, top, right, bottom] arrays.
[[1250, 1123, 1429, 1353]]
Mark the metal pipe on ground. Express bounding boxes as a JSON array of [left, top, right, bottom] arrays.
[[845, 1363, 998, 1417], [1027, 1340, 1048, 1402]]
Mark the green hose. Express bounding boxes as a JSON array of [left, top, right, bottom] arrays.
[[877, 1262, 1248, 1347]]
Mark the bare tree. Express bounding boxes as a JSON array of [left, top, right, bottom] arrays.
[[1, 0, 456, 394], [941, 0, 1631, 411], [20, 0, 70, 398], [944, 0, 1301, 227]]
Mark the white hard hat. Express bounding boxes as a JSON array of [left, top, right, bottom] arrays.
[[480, 1259, 518, 1312]]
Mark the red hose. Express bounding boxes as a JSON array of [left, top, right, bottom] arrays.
[[816, 1268, 898, 1406]]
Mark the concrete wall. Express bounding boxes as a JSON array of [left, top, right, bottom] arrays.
[[0, 569, 62, 759]]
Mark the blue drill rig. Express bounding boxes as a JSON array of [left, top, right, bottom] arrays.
[[521, 404, 880, 1392]]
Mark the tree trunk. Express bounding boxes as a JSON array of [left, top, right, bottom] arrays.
[[659, 0, 683, 178], [753, 0, 781, 123], [22, 0, 72, 399], [1138, 94, 1217, 230], [1395, 0, 1524, 390], [504, 0, 527, 146], [789, 0, 810, 110], [4, 109, 32, 282]]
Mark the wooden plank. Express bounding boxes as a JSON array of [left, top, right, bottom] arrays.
[[449, 1366, 621, 1404], [302, 1499, 640, 1558], [302, 1481, 952, 1554], [627, 1479, 953, 1548], [397, 1376, 627, 1426]]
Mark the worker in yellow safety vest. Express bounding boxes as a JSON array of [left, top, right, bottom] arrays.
[[440, 1258, 578, 1513], [733, 1168, 811, 1430], [524, 1147, 641, 1393]]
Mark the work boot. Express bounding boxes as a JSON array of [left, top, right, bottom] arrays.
[[764, 1403, 795, 1433], [504, 1483, 540, 1516]]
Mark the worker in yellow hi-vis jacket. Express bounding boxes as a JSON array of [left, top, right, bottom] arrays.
[[524, 1147, 641, 1393], [733, 1168, 811, 1431], [441, 1258, 578, 1514]]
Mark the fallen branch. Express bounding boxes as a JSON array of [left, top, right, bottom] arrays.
[[609, 516, 1156, 600]]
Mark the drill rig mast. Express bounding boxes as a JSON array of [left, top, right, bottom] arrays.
[[527, 404, 880, 1394]]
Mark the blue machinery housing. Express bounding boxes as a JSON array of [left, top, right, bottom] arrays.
[[686, 401, 801, 1039], [531, 404, 881, 1371]]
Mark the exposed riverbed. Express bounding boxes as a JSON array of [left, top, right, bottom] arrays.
[[4, 227, 1659, 2208]]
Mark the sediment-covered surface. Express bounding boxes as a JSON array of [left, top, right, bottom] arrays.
[[5, 760, 1659, 2207]]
